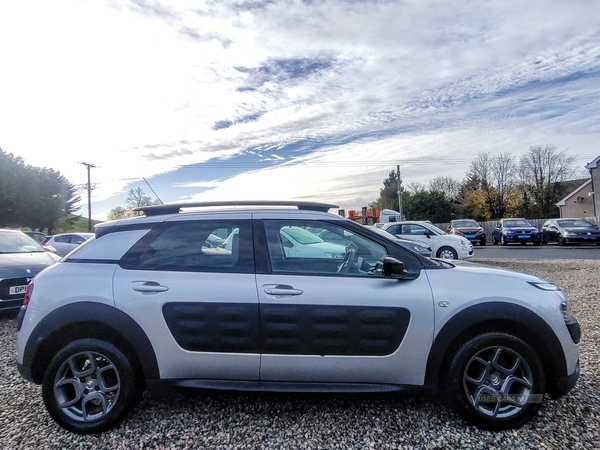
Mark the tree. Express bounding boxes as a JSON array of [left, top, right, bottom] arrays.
[[466, 151, 517, 219], [429, 176, 460, 200], [108, 187, 160, 220], [0, 148, 80, 232], [403, 190, 453, 223], [519, 144, 576, 218], [372, 170, 405, 211]]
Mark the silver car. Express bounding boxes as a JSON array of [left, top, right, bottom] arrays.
[[16, 201, 579, 433]]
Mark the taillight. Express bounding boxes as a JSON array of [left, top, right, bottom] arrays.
[[23, 282, 34, 306], [41, 238, 50, 245]]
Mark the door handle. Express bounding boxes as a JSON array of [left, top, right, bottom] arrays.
[[132, 281, 169, 294], [263, 284, 303, 297]]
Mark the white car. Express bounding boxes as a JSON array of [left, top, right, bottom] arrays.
[[381, 221, 473, 260], [16, 201, 579, 433], [223, 226, 346, 259], [41, 233, 94, 257]]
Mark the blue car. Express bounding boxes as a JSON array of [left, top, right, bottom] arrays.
[[492, 218, 541, 246]]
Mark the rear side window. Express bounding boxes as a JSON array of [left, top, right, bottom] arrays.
[[119, 220, 253, 273], [54, 235, 71, 243]]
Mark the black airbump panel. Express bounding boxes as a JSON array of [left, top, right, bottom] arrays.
[[261, 305, 410, 356], [163, 303, 260, 353]]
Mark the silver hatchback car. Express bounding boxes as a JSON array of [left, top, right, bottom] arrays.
[[16, 201, 580, 433]]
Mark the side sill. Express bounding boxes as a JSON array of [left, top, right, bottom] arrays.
[[146, 379, 428, 395]]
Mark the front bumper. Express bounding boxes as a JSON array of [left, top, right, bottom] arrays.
[[564, 236, 600, 244], [504, 234, 541, 243], [549, 359, 579, 398]]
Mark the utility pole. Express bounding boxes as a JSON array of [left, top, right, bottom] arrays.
[[80, 162, 97, 232], [397, 164, 403, 220]]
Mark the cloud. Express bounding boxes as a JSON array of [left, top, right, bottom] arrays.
[[1, 0, 599, 220]]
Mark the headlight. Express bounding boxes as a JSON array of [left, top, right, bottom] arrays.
[[560, 300, 572, 321], [475, 229, 484, 236], [504, 230, 515, 235], [528, 282, 561, 291], [459, 239, 467, 245], [564, 231, 576, 236], [410, 244, 429, 252]]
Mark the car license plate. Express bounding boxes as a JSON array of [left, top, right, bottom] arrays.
[[465, 234, 476, 238], [518, 235, 530, 239], [9, 285, 27, 296]]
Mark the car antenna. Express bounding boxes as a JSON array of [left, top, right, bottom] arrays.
[[142, 177, 164, 205]]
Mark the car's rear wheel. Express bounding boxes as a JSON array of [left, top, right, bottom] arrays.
[[42, 339, 141, 434], [446, 332, 545, 430], [437, 246, 458, 259]]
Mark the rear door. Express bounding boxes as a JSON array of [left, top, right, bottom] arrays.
[[113, 214, 260, 380], [254, 216, 434, 386]]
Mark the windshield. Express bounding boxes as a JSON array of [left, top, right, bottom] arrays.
[[0, 231, 46, 254], [453, 220, 478, 228], [424, 224, 446, 235], [557, 219, 594, 228], [281, 226, 324, 244], [503, 219, 532, 227]]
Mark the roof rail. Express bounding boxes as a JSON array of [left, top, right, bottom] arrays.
[[133, 201, 339, 216]]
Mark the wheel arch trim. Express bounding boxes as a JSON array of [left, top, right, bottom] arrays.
[[424, 301, 567, 392], [21, 302, 159, 384]]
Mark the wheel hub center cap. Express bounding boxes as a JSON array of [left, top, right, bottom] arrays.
[[491, 375, 500, 385]]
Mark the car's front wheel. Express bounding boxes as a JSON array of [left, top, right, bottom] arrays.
[[446, 332, 545, 430], [42, 339, 141, 434], [437, 246, 458, 259]]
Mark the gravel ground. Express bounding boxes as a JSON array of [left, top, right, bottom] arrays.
[[1, 259, 599, 449]]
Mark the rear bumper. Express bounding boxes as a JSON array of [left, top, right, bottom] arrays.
[[0, 299, 23, 312]]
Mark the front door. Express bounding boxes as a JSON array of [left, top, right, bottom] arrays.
[[254, 217, 434, 386]]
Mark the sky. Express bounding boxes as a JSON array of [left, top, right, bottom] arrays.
[[1, 0, 599, 220]]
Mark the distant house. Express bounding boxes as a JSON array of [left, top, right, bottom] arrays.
[[556, 179, 593, 218], [585, 155, 600, 217]]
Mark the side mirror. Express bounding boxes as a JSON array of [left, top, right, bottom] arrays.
[[383, 257, 419, 280], [44, 245, 58, 254]]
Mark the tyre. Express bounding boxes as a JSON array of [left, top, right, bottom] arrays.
[[437, 246, 458, 260], [501, 236, 508, 246], [479, 238, 486, 246], [42, 339, 141, 434], [533, 241, 541, 246], [558, 235, 565, 246], [493, 237, 498, 245], [445, 332, 545, 431]]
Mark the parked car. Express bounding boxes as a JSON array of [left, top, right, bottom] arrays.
[[16, 201, 579, 433], [367, 226, 433, 257], [541, 218, 600, 245], [23, 231, 47, 243], [41, 233, 94, 256], [381, 221, 474, 260], [223, 225, 346, 258], [0, 229, 60, 313], [447, 219, 486, 246], [492, 219, 541, 246]]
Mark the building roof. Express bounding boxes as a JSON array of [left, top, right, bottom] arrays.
[[585, 155, 600, 170]]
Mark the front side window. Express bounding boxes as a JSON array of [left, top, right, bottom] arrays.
[[120, 220, 253, 273], [264, 220, 387, 276]]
